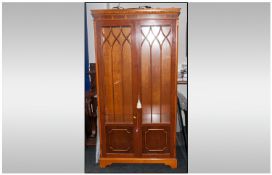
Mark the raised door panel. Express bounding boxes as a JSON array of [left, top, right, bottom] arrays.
[[142, 126, 170, 154], [106, 126, 134, 153]]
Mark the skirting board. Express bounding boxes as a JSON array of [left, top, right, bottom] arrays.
[[100, 157, 177, 169]]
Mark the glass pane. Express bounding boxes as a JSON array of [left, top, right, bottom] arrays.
[[101, 26, 133, 124], [141, 26, 172, 124]]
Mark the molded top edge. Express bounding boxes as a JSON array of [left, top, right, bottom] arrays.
[[91, 8, 181, 15]]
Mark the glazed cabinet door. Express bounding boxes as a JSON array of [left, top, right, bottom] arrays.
[[137, 20, 177, 156], [95, 22, 138, 157]]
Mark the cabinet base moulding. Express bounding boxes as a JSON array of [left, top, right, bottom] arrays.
[[99, 157, 177, 169]]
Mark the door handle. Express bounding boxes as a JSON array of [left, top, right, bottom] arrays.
[[137, 98, 142, 109]]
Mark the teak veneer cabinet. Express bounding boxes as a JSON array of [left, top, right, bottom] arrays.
[[91, 8, 180, 168]]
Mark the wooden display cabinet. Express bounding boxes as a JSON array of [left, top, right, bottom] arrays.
[[91, 8, 180, 168]]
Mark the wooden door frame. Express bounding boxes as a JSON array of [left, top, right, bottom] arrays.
[[94, 20, 139, 158], [135, 19, 178, 158]]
